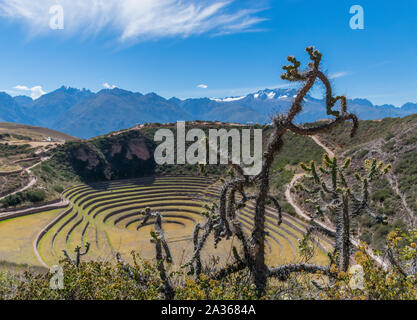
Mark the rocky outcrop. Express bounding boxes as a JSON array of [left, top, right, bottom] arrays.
[[55, 129, 156, 181]]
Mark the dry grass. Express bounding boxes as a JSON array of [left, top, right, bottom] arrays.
[[0, 208, 62, 266]]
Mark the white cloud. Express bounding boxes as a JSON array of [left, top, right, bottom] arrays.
[[197, 84, 208, 89], [13, 85, 45, 99], [103, 82, 116, 89], [0, 0, 267, 42], [329, 72, 349, 79]]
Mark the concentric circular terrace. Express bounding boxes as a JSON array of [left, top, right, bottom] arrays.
[[1, 175, 333, 268]]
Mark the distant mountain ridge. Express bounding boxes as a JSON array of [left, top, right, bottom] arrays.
[[1, 86, 416, 139]]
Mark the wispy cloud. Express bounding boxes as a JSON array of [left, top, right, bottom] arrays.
[[13, 85, 45, 99], [103, 82, 116, 89], [328, 71, 350, 79], [197, 84, 208, 89], [0, 0, 267, 42]]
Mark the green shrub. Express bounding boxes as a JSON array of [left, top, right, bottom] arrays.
[[53, 185, 64, 193], [25, 189, 46, 203], [0, 189, 46, 208]]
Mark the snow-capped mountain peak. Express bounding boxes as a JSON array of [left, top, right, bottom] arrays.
[[211, 88, 300, 103], [210, 95, 246, 102], [249, 88, 300, 101]]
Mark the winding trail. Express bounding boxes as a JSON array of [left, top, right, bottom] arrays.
[[386, 174, 415, 227], [0, 156, 50, 201], [285, 135, 388, 268], [311, 135, 335, 158]]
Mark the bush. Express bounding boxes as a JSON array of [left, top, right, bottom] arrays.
[[25, 189, 46, 203], [0, 189, 46, 208], [53, 185, 64, 193], [1, 194, 23, 208]]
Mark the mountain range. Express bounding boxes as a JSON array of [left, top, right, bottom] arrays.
[[1, 86, 416, 139]]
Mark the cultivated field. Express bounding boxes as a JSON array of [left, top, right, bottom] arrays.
[[0, 176, 332, 269]]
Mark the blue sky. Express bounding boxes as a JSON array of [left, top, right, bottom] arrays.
[[0, 0, 416, 106]]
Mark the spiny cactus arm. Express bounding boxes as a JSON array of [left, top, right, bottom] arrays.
[[238, 194, 282, 226], [288, 113, 359, 138], [140, 208, 172, 262], [316, 71, 348, 117], [299, 160, 335, 195], [339, 171, 348, 188], [147, 211, 175, 299], [350, 194, 387, 224], [267, 195, 282, 225], [318, 165, 331, 175], [284, 46, 358, 138], [268, 263, 332, 281], [386, 247, 408, 278], [365, 158, 391, 181], [116, 252, 135, 279], [226, 187, 238, 224], [62, 250, 74, 264], [192, 223, 202, 278], [80, 242, 90, 256], [281, 55, 309, 82], [304, 198, 324, 218], [350, 161, 390, 223], [138, 207, 153, 227], [182, 218, 214, 269], [218, 178, 247, 238], [300, 160, 321, 184], [153, 236, 174, 299], [231, 219, 252, 264], [154, 213, 172, 263], [282, 48, 322, 121], [238, 189, 248, 204], [294, 181, 316, 195], [329, 157, 338, 191], [212, 261, 247, 281], [210, 247, 246, 280]]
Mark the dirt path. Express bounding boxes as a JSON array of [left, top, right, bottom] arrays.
[[386, 175, 415, 227], [0, 156, 50, 200], [311, 135, 335, 158], [285, 135, 388, 268]]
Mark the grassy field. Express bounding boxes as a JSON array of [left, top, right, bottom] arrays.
[[0, 208, 63, 266], [1, 175, 332, 269]]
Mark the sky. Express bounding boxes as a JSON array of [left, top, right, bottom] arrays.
[[0, 0, 416, 106]]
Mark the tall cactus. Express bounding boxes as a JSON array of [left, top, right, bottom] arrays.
[[297, 156, 391, 272], [63, 242, 90, 268], [183, 46, 360, 296], [139, 207, 174, 299]]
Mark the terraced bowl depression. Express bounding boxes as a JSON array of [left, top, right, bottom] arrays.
[[1, 175, 332, 268]]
